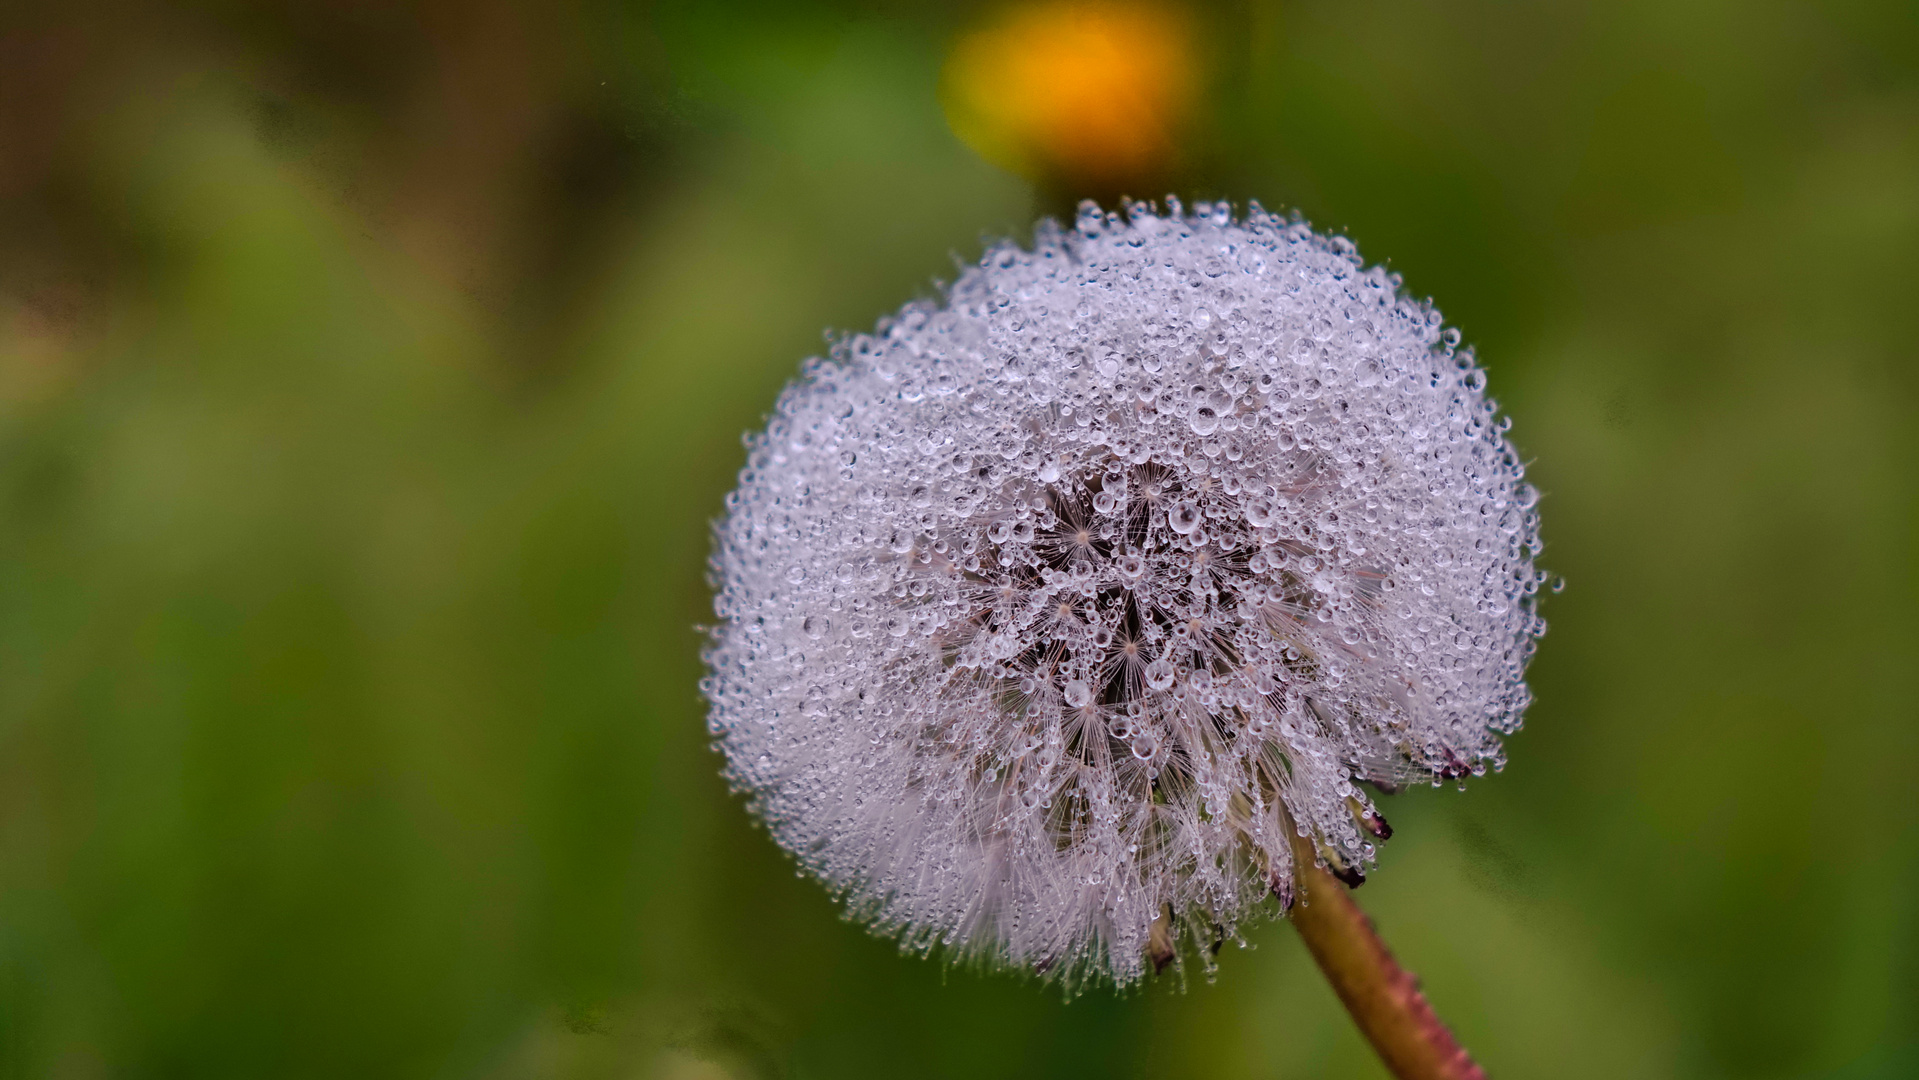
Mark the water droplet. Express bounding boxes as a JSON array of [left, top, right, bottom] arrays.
[[1168, 501, 1201, 534], [1144, 659, 1176, 690]]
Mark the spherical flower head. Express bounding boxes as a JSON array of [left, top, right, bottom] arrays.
[[703, 201, 1546, 988]]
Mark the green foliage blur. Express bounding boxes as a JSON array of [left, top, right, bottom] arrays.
[[2, 1, 1915, 1076]]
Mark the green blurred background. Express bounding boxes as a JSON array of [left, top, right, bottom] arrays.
[[2, 1, 1915, 1076]]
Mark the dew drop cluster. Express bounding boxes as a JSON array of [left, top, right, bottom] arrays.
[[703, 201, 1547, 987]]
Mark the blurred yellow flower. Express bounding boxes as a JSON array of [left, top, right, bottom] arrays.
[[941, 1, 1198, 191]]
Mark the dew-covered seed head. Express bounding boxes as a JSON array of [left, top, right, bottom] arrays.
[[702, 200, 1547, 988]]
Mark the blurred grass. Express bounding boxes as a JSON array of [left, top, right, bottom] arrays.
[[1, 1, 1916, 1078]]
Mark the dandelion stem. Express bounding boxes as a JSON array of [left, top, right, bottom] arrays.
[[1289, 836, 1487, 1080]]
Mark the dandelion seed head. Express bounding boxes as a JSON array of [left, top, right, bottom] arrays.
[[703, 200, 1547, 988]]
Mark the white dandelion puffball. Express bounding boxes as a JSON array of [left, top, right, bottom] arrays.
[[703, 200, 1546, 987]]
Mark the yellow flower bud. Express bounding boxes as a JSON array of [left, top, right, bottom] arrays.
[[941, 2, 1199, 192]]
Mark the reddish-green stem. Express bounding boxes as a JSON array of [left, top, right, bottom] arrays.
[[1288, 837, 1488, 1080]]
